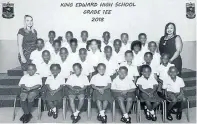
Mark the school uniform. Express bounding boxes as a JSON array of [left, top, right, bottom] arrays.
[[44, 41, 53, 52], [119, 61, 139, 80], [101, 42, 113, 52], [50, 50, 61, 64], [43, 74, 65, 102], [61, 41, 69, 49], [141, 43, 149, 55], [163, 76, 185, 102], [90, 74, 112, 102], [67, 51, 80, 66], [113, 50, 125, 64], [132, 51, 144, 66], [87, 50, 103, 67], [122, 43, 131, 53], [66, 74, 90, 95], [151, 52, 161, 71], [30, 49, 44, 65], [141, 61, 157, 74], [58, 59, 73, 79], [36, 61, 52, 78], [156, 63, 174, 81], [99, 56, 119, 76], [111, 76, 136, 100], [136, 75, 161, 102], [76, 58, 94, 76], [78, 42, 88, 49]]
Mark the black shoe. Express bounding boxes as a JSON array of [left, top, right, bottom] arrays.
[[170, 109, 177, 114], [48, 109, 53, 117], [71, 114, 74, 120], [101, 115, 107, 123], [53, 111, 58, 119], [176, 111, 182, 120], [167, 113, 173, 121], [121, 116, 131, 123], [151, 114, 157, 121], [126, 117, 131, 123], [72, 115, 81, 123], [97, 114, 102, 121], [23, 114, 32, 123], [20, 114, 25, 122], [145, 112, 151, 120], [121, 116, 127, 123]]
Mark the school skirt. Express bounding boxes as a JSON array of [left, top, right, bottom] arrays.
[[112, 90, 136, 100], [92, 86, 112, 103], [139, 88, 162, 102], [166, 91, 185, 102], [20, 89, 40, 100], [67, 87, 85, 96], [44, 90, 63, 102]]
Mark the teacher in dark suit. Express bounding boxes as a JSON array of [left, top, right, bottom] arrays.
[[159, 22, 183, 77]]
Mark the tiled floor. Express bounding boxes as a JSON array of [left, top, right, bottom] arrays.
[[0, 107, 196, 123]]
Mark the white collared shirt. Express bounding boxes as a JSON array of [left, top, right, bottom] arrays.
[[113, 49, 125, 64], [132, 51, 144, 66], [122, 43, 131, 53], [141, 43, 149, 55], [45, 74, 65, 90], [151, 52, 161, 70], [66, 74, 90, 88], [141, 61, 157, 74], [67, 51, 80, 66], [156, 63, 174, 80], [50, 50, 61, 64], [58, 59, 73, 79], [30, 49, 44, 65], [119, 61, 139, 80], [90, 74, 111, 86], [163, 76, 185, 93], [76, 58, 94, 76], [61, 41, 69, 49], [136, 75, 158, 89], [36, 61, 52, 77], [19, 73, 42, 87], [87, 50, 103, 67], [44, 41, 53, 52], [78, 42, 87, 49], [111, 76, 136, 90]]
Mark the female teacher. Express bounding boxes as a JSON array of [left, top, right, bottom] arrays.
[[17, 15, 37, 72], [159, 22, 183, 77]]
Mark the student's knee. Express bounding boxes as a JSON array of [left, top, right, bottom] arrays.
[[68, 95, 75, 101], [171, 98, 177, 103], [126, 98, 133, 103], [117, 97, 124, 103], [78, 94, 85, 101], [27, 92, 37, 102], [20, 93, 28, 101]]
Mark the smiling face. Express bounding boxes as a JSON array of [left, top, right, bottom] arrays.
[[161, 54, 170, 65], [148, 42, 157, 53], [139, 35, 147, 44], [90, 40, 99, 51], [125, 52, 133, 62], [48, 32, 56, 41], [103, 32, 110, 42], [121, 34, 128, 44], [60, 48, 68, 60], [65, 32, 73, 42], [51, 66, 61, 77], [42, 51, 51, 62], [104, 47, 112, 58], [73, 64, 82, 76], [79, 49, 87, 60], [27, 65, 37, 76], [168, 67, 178, 79], [53, 42, 61, 52], [113, 40, 122, 51], [166, 24, 175, 35], [142, 67, 151, 79], [25, 16, 33, 27], [36, 39, 44, 50], [97, 64, 106, 75], [81, 31, 88, 42], [118, 68, 128, 79], [144, 53, 153, 63]]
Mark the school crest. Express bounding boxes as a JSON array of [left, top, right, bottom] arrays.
[[186, 2, 196, 19], [2, 2, 14, 19]]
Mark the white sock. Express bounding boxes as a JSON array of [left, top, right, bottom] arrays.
[[144, 106, 147, 109], [100, 110, 105, 116], [73, 110, 80, 116], [52, 107, 56, 112], [123, 113, 129, 118], [76, 110, 80, 115], [150, 110, 154, 114]]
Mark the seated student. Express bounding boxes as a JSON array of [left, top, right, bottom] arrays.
[[120, 33, 131, 53], [18, 64, 42, 123], [119, 50, 139, 83], [30, 38, 45, 65], [51, 39, 61, 63], [148, 41, 161, 70], [101, 31, 113, 52], [163, 66, 186, 121], [111, 66, 136, 123], [58, 47, 73, 79], [136, 65, 161, 121], [42, 64, 65, 119], [36, 50, 52, 78], [44, 31, 56, 52], [90, 63, 112, 123], [138, 33, 149, 55], [87, 39, 103, 69], [76, 48, 94, 79], [113, 39, 125, 64], [66, 63, 90, 123], [78, 30, 89, 49], [62, 31, 73, 48], [99, 46, 119, 77], [67, 38, 79, 64], [131, 40, 144, 66]]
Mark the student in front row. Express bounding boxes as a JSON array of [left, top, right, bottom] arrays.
[[19, 64, 42, 123], [136, 65, 161, 121], [66, 63, 90, 123], [42, 64, 65, 119], [111, 66, 136, 123], [163, 66, 186, 121], [90, 63, 112, 123]]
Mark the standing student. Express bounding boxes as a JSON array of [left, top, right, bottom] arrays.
[[19, 64, 42, 123], [90, 63, 112, 123], [163, 66, 186, 121], [131, 40, 144, 66], [136, 65, 160, 121], [101, 31, 113, 52], [111, 66, 136, 123], [67, 38, 80, 65], [44, 31, 56, 52], [62, 31, 73, 48], [30, 38, 45, 65], [113, 39, 125, 64], [51, 39, 62, 63], [138, 33, 149, 54], [66, 63, 90, 123], [42, 64, 65, 119], [119, 50, 139, 83], [17, 15, 37, 72], [120, 33, 130, 53], [78, 30, 89, 49]]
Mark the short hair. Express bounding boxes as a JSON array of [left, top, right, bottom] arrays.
[[131, 40, 142, 50], [113, 39, 122, 45], [144, 52, 153, 57], [24, 15, 33, 20], [121, 33, 129, 38], [148, 41, 157, 47], [138, 33, 147, 39], [66, 31, 73, 37], [164, 22, 176, 36], [125, 50, 133, 56], [42, 50, 50, 55], [81, 30, 88, 36], [50, 64, 61, 71], [49, 30, 56, 35], [53, 39, 61, 46], [140, 65, 152, 73], [161, 53, 170, 58], [27, 63, 36, 69], [70, 38, 78, 45], [97, 63, 106, 69], [169, 66, 178, 72], [104, 45, 112, 52], [60, 47, 68, 53], [103, 31, 110, 36], [57, 36, 63, 41], [73, 63, 82, 69], [36, 38, 44, 44], [79, 48, 87, 53], [119, 66, 128, 73]]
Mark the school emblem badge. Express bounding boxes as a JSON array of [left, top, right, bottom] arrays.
[[2, 2, 14, 19], [186, 2, 196, 19]]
